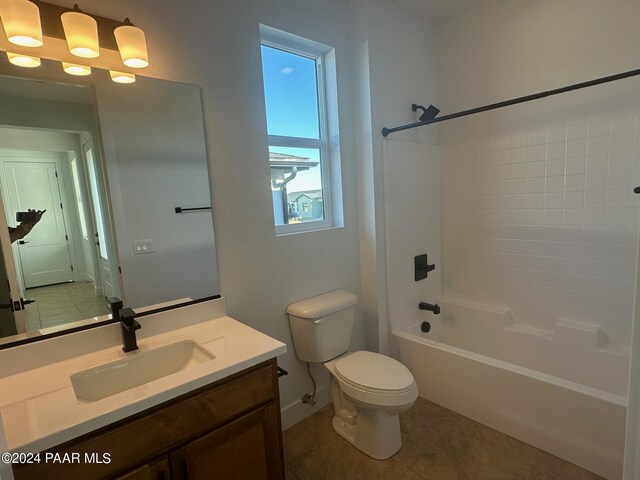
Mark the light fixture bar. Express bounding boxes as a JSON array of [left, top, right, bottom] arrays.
[[30, 0, 125, 51]]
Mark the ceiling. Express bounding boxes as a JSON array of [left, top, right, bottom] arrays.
[[390, 0, 487, 25]]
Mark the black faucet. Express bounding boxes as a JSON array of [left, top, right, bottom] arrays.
[[107, 297, 141, 352], [119, 308, 141, 353], [107, 297, 123, 321], [419, 302, 440, 315]]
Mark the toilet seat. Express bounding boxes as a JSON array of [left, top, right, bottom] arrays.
[[327, 351, 418, 408], [335, 351, 414, 392]]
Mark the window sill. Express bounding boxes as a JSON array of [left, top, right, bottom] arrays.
[[275, 222, 343, 237]]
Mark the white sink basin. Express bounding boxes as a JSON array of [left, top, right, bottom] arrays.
[[70, 340, 215, 402]]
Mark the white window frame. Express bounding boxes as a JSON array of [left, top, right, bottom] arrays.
[[260, 25, 341, 236]]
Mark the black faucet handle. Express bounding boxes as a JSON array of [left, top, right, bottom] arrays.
[[120, 308, 141, 331], [415, 254, 436, 281], [107, 297, 123, 312]]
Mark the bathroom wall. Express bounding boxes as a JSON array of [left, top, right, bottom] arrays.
[[51, 0, 363, 428], [433, 0, 640, 350], [435, 0, 640, 121], [0, 95, 94, 132], [441, 115, 639, 350], [350, 0, 438, 354], [383, 140, 441, 339]]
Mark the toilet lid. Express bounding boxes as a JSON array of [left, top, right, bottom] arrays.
[[334, 351, 414, 391]]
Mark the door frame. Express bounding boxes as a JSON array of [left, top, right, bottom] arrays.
[[70, 148, 103, 296], [623, 208, 640, 478], [82, 139, 107, 298]]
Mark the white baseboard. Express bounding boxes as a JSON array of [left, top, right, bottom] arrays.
[[280, 384, 331, 431]]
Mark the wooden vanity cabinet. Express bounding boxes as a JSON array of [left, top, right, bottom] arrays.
[[115, 457, 169, 480], [13, 359, 284, 480]]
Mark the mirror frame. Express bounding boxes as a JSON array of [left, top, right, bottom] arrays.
[[0, 294, 221, 350]]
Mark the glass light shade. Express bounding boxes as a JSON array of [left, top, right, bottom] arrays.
[[61, 11, 99, 58], [109, 70, 135, 84], [0, 0, 43, 47], [114, 24, 148, 68], [62, 62, 91, 76], [6, 51, 40, 67]]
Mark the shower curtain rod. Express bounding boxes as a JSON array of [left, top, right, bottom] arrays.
[[381, 66, 640, 137]]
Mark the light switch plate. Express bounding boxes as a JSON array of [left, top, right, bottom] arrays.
[[133, 239, 154, 255]]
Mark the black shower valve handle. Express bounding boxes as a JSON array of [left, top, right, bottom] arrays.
[[414, 254, 436, 281]]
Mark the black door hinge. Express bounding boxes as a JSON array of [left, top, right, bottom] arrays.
[[55, 171, 58, 178], [65, 234, 68, 241], [70, 265, 74, 272], [60, 203, 63, 209]]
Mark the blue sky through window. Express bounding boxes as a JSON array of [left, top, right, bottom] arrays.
[[261, 45, 319, 139]]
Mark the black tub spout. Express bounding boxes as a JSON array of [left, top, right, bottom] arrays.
[[419, 302, 440, 315]]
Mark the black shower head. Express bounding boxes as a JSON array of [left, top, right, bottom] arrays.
[[412, 103, 440, 123]]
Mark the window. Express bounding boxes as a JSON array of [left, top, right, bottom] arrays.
[[260, 25, 342, 235]]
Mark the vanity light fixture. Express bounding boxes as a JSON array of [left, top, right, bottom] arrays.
[[113, 19, 148, 69], [62, 61, 90, 76], [60, 5, 99, 58], [0, 1, 148, 82], [0, 0, 43, 47], [6, 51, 40, 67], [109, 70, 135, 84]]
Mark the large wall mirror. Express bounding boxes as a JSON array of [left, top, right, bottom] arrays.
[[0, 58, 219, 345]]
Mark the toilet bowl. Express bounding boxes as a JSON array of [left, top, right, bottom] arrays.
[[286, 289, 418, 460], [324, 351, 418, 459]]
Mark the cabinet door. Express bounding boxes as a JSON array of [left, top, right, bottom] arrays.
[[170, 404, 284, 480], [115, 456, 169, 480]]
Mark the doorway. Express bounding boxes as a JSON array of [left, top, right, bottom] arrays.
[[2, 158, 74, 288], [0, 138, 114, 334]]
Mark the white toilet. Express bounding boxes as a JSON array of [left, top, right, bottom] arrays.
[[287, 289, 418, 460]]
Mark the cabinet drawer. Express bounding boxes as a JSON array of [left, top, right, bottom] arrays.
[[14, 361, 276, 480]]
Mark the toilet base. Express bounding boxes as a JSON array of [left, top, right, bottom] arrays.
[[330, 377, 403, 460], [331, 406, 402, 460]]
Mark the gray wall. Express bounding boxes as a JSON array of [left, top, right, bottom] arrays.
[[93, 75, 219, 308]]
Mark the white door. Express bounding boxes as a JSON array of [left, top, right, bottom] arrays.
[[83, 142, 114, 298], [0, 190, 26, 335], [4, 161, 73, 288]]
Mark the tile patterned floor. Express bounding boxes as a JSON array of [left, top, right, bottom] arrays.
[[23, 281, 109, 331], [283, 398, 604, 480]]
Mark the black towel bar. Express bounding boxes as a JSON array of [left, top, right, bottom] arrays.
[[175, 206, 211, 213]]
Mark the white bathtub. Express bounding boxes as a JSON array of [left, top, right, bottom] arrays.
[[393, 297, 629, 480]]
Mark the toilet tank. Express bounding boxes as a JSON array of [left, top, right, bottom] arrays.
[[287, 289, 358, 363]]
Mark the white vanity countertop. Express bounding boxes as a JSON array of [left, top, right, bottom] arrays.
[[0, 312, 286, 455]]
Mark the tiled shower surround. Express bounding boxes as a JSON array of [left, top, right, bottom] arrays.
[[442, 114, 640, 351]]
